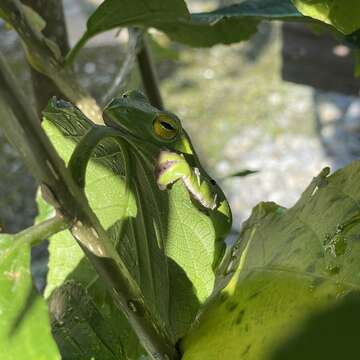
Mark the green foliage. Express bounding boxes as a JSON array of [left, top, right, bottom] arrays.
[[2, 0, 360, 358], [85, 0, 190, 36], [272, 292, 360, 359], [67, 0, 190, 63], [48, 281, 140, 360], [38, 194, 145, 359], [160, 0, 301, 46], [222, 169, 259, 179], [182, 163, 360, 359], [37, 99, 224, 356], [292, 0, 360, 34], [0, 234, 60, 360], [68, 0, 303, 62]]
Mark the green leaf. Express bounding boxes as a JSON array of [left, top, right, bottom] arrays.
[[36, 196, 146, 359], [292, 0, 360, 34], [0, 234, 60, 360], [222, 169, 259, 179], [68, 0, 303, 61], [48, 281, 142, 360], [271, 292, 360, 359], [13, 197, 135, 359], [85, 0, 189, 37], [66, 0, 190, 63], [38, 98, 222, 354], [182, 162, 360, 359], [155, 14, 258, 48], [159, 0, 302, 47]]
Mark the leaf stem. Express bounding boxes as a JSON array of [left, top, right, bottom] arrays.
[[65, 33, 89, 67], [137, 35, 164, 110], [0, 52, 179, 360], [10, 216, 69, 251]]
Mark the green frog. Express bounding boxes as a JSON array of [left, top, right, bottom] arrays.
[[101, 90, 232, 244], [60, 90, 232, 273]]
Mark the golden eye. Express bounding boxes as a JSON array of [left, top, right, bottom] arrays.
[[153, 114, 179, 140]]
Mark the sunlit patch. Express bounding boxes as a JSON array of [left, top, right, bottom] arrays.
[[4, 271, 21, 282]]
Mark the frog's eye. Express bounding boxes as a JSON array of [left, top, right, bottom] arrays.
[[153, 114, 179, 140]]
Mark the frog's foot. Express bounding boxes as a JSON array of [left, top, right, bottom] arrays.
[[155, 150, 218, 210], [155, 150, 185, 190]]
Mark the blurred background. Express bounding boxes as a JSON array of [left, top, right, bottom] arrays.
[[1, 0, 360, 240]]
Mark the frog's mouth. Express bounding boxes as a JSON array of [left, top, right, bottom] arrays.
[[103, 113, 125, 131], [103, 117, 120, 130]]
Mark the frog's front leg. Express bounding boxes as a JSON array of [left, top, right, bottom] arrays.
[[156, 150, 218, 210]]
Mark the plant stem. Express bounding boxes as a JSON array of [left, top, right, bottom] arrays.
[[137, 36, 164, 110], [0, 0, 102, 123], [22, 0, 70, 116], [0, 53, 179, 360], [10, 216, 69, 250], [65, 33, 89, 67], [101, 28, 144, 105]]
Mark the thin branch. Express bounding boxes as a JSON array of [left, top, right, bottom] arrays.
[[0, 0, 102, 123], [101, 28, 144, 105], [0, 53, 179, 360], [6, 216, 69, 253], [137, 35, 164, 110]]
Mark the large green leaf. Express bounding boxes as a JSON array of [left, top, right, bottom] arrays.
[[48, 280, 142, 360], [182, 163, 360, 359], [292, 0, 360, 34], [0, 234, 60, 360], [67, 0, 190, 62], [271, 292, 360, 359], [157, 0, 302, 47], [37, 190, 143, 359], [68, 0, 303, 61], [38, 98, 222, 356], [84, 0, 189, 37]]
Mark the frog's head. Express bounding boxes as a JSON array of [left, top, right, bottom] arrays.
[[44, 97, 80, 117], [43, 97, 93, 130], [103, 90, 193, 154]]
